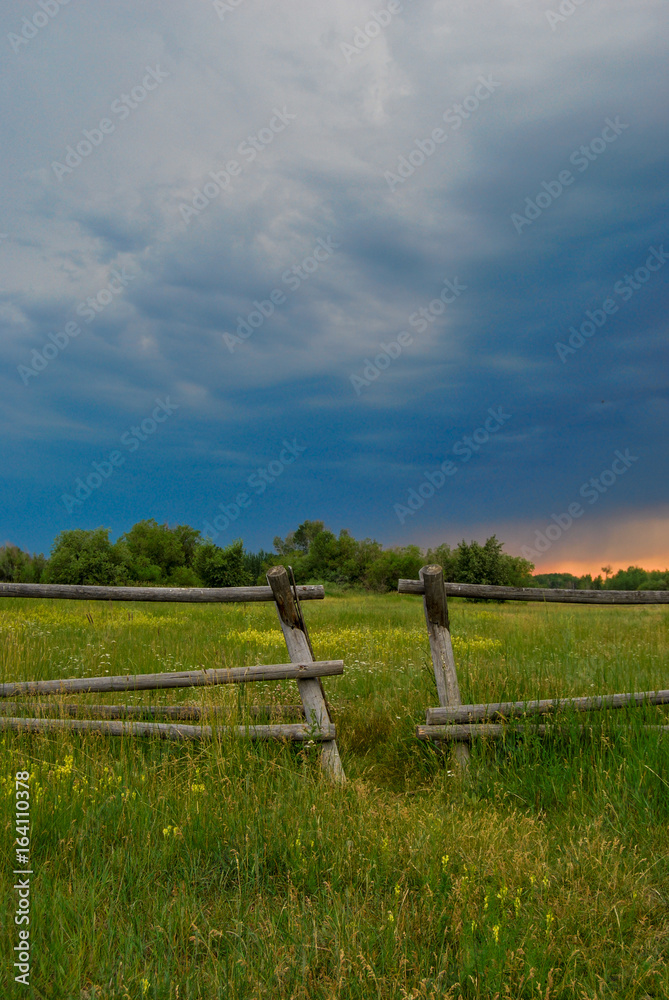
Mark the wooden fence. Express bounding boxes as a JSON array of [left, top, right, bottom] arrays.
[[398, 566, 669, 753], [0, 566, 346, 784], [4, 563, 668, 774]]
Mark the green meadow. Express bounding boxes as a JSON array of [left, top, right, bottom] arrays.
[[1, 592, 668, 1000]]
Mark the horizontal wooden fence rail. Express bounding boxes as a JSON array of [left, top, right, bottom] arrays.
[[0, 703, 307, 721], [0, 717, 335, 742], [398, 580, 669, 604], [418, 722, 669, 742], [426, 689, 669, 725], [0, 661, 343, 699], [419, 723, 577, 741], [0, 582, 324, 603]]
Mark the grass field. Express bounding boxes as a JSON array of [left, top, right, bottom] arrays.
[[1, 591, 668, 1000]]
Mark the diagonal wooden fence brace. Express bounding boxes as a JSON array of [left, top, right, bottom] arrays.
[[419, 565, 469, 767], [267, 566, 346, 784]]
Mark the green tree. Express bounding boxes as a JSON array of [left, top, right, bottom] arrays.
[[243, 549, 277, 585], [299, 528, 341, 581], [194, 539, 251, 588], [0, 545, 47, 583], [452, 536, 535, 586], [500, 551, 536, 586], [576, 574, 603, 590], [44, 528, 130, 586], [119, 520, 200, 584], [273, 520, 325, 557], [639, 571, 668, 591], [271, 521, 338, 582], [173, 524, 201, 569], [341, 536, 383, 588], [364, 545, 424, 592], [296, 527, 375, 585], [533, 572, 580, 589], [166, 566, 202, 588], [292, 520, 326, 553], [606, 565, 650, 590], [424, 543, 457, 581]]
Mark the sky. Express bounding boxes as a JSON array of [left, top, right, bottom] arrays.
[[1, 0, 667, 576]]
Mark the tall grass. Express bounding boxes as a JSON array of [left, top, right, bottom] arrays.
[[1, 594, 668, 999]]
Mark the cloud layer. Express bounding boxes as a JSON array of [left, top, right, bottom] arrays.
[[1, 0, 667, 570]]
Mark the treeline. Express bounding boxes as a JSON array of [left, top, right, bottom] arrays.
[[0, 519, 531, 591], [533, 568, 668, 591], [0, 519, 666, 592], [271, 522, 534, 590], [0, 522, 259, 589]]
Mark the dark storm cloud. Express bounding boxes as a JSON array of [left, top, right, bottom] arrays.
[[0, 0, 666, 569]]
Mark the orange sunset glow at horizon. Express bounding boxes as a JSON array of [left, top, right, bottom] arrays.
[[424, 506, 669, 581]]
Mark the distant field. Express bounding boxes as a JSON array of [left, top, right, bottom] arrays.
[[1, 593, 668, 999]]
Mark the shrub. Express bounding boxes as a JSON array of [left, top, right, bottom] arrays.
[[194, 539, 251, 588]]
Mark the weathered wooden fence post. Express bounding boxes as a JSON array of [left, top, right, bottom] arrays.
[[267, 566, 346, 784], [419, 565, 470, 767]]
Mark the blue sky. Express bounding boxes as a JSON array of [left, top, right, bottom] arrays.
[[1, 0, 667, 573]]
